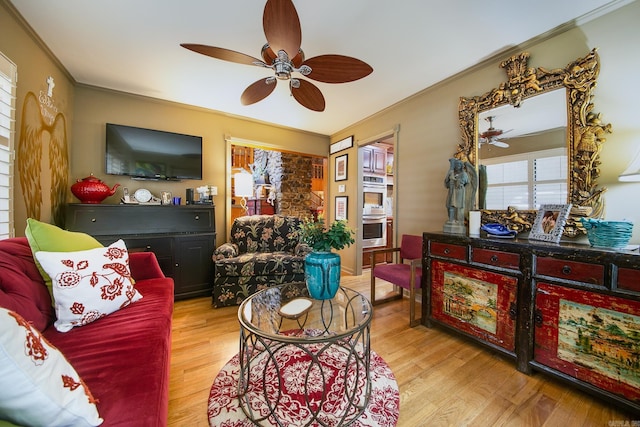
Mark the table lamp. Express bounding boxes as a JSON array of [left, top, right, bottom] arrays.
[[234, 169, 254, 214], [619, 147, 640, 182]]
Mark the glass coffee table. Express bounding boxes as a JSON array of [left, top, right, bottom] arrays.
[[237, 282, 373, 426]]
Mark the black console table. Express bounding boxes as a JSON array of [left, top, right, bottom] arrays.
[[65, 204, 216, 300]]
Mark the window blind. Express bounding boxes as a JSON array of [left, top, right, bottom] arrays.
[[0, 52, 16, 239], [482, 148, 567, 210]]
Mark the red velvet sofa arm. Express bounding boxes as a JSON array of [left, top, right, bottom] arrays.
[[129, 252, 166, 280]]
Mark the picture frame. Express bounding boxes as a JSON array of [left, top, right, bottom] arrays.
[[335, 196, 348, 221], [161, 191, 172, 205], [329, 135, 353, 154], [528, 203, 572, 243], [335, 154, 348, 182]]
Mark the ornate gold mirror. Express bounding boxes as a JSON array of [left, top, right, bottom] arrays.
[[454, 48, 611, 237]]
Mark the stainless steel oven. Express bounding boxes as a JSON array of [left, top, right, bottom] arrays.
[[362, 176, 387, 248], [363, 176, 386, 215], [362, 215, 386, 248]]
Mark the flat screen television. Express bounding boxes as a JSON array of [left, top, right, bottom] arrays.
[[105, 123, 203, 180]]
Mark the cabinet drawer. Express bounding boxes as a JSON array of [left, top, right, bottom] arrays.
[[169, 208, 214, 233], [472, 248, 520, 270], [122, 236, 173, 256], [617, 267, 640, 293], [430, 241, 466, 261], [535, 257, 604, 285], [66, 204, 214, 235]]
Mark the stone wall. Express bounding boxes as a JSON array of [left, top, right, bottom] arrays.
[[279, 153, 312, 218]]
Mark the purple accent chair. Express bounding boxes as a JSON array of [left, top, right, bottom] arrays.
[[370, 234, 422, 327]]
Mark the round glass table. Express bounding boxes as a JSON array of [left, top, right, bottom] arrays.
[[237, 282, 373, 426]]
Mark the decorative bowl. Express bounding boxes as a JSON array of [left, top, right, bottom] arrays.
[[580, 218, 633, 249], [481, 223, 517, 237]]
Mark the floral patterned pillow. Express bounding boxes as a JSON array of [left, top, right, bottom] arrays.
[[0, 307, 102, 426], [35, 239, 142, 333]]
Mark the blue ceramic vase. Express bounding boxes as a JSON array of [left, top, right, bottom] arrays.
[[304, 251, 341, 300]]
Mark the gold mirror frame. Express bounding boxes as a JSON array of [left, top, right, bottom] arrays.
[[455, 48, 612, 237]]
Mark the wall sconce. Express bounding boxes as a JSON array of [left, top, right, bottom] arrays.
[[233, 169, 254, 214], [619, 147, 640, 182]]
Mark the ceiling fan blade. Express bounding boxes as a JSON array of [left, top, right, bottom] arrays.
[[492, 140, 510, 148], [302, 55, 373, 83], [241, 78, 277, 106], [181, 44, 265, 67], [263, 0, 302, 60], [290, 79, 325, 112]]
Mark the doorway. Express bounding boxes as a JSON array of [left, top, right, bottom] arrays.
[[355, 129, 398, 276], [226, 141, 327, 236]]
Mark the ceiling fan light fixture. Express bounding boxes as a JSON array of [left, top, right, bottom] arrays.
[[297, 65, 311, 76], [181, 0, 372, 111]]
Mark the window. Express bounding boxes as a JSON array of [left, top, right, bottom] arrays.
[[481, 148, 567, 210], [0, 52, 16, 239]]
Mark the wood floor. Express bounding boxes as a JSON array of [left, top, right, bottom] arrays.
[[168, 271, 635, 426]]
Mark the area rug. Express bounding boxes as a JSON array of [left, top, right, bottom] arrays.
[[207, 346, 399, 426]]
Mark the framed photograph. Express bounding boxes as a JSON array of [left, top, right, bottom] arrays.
[[528, 203, 572, 243], [161, 191, 172, 205], [335, 196, 348, 221], [335, 154, 348, 182], [330, 135, 353, 154]]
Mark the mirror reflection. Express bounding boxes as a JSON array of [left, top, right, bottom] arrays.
[[477, 89, 568, 210]]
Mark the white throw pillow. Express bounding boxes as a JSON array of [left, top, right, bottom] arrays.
[[0, 307, 103, 426], [35, 239, 142, 333]]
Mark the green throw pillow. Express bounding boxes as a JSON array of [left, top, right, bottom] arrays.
[[25, 218, 103, 299]]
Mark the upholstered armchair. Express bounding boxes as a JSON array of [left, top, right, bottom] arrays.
[[212, 215, 311, 307]]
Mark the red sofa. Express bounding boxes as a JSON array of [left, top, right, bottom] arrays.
[[0, 237, 174, 426]]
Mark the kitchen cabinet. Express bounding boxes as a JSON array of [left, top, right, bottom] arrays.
[[362, 146, 386, 175], [65, 204, 216, 300], [423, 231, 640, 413]]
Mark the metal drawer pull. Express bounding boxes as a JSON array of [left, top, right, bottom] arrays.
[[490, 255, 499, 263], [146, 245, 151, 251], [534, 309, 543, 327], [562, 265, 572, 275], [91, 218, 96, 222], [194, 215, 200, 220], [443, 248, 450, 255]]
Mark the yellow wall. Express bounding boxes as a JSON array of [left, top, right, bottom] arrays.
[[72, 86, 328, 245], [330, 1, 640, 272], [1, 0, 75, 234], [3, 0, 640, 272], [1, 0, 328, 243]]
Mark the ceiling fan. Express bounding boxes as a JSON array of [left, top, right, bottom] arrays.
[[180, 0, 373, 112], [479, 116, 512, 148]]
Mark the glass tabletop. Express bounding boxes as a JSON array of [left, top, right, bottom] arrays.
[[238, 282, 372, 342]]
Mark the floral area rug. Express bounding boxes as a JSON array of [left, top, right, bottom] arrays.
[[207, 345, 399, 426]]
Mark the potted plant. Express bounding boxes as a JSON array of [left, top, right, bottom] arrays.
[[298, 215, 355, 300]]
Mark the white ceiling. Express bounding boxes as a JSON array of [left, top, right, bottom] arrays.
[[8, 0, 628, 136]]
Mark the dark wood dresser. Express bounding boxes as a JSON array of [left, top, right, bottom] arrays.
[[66, 204, 216, 300], [423, 231, 640, 414]]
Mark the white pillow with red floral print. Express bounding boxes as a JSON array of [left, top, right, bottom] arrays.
[[35, 239, 143, 333], [0, 307, 103, 426]]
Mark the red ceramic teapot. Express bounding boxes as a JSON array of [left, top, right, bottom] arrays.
[[71, 174, 120, 204]]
